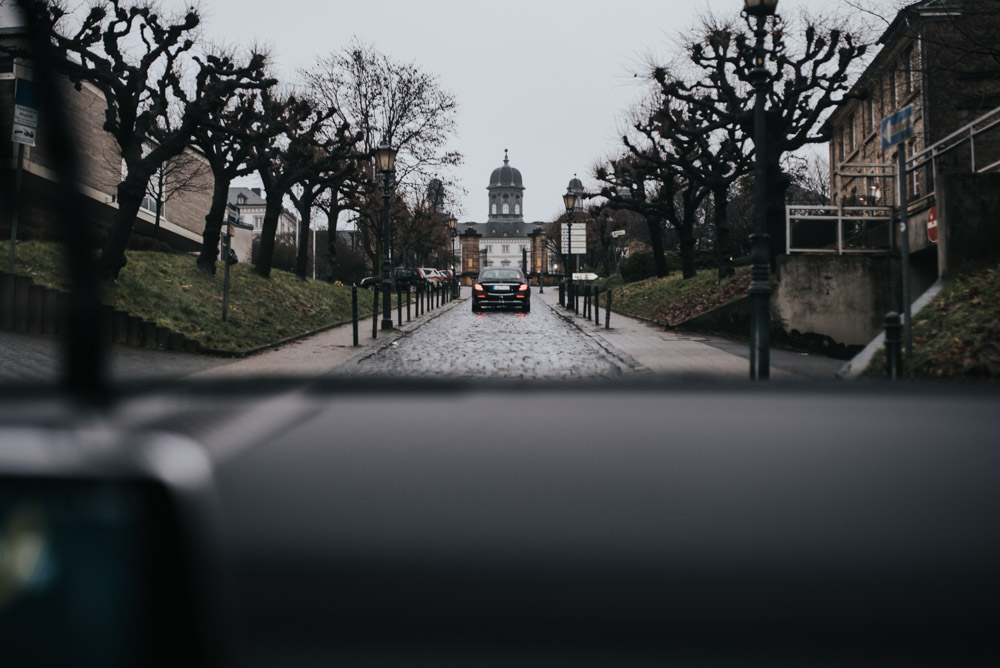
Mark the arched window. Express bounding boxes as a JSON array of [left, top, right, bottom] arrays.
[[491, 203, 497, 215], [502, 203, 510, 214], [514, 204, 521, 215]]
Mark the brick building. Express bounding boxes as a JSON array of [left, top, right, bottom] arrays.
[[824, 0, 1000, 208], [1, 17, 250, 260]]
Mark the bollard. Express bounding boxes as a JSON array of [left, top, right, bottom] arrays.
[[559, 282, 565, 307], [372, 287, 379, 339], [574, 283, 580, 315], [397, 289, 402, 326], [885, 311, 902, 380], [407, 289, 411, 322], [352, 287, 359, 346], [584, 285, 591, 320], [605, 290, 612, 330], [595, 287, 601, 326]]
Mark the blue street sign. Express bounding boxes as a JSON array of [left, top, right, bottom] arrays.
[[226, 202, 240, 225], [881, 105, 915, 150]]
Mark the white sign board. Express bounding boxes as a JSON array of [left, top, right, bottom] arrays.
[[12, 78, 37, 147], [561, 223, 587, 255], [572, 272, 599, 281], [611, 230, 626, 238], [881, 105, 914, 150]]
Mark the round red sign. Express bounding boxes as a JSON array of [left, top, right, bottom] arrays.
[[927, 206, 938, 244]]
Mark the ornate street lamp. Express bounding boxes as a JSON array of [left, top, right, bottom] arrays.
[[447, 215, 459, 299], [375, 141, 398, 331], [744, 0, 778, 379], [563, 190, 577, 310]]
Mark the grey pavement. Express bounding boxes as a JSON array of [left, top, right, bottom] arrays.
[[1, 285, 845, 383]]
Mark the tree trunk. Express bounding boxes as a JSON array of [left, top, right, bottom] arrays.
[[294, 191, 317, 279], [646, 215, 669, 278], [713, 188, 735, 280], [197, 175, 232, 274], [326, 205, 340, 283], [678, 228, 697, 279], [254, 196, 285, 278], [98, 176, 149, 279]]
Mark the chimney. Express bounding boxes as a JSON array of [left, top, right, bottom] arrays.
[[251, 187, 262, 196]]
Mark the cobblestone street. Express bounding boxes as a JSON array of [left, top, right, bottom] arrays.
[[337, 295, 637, 380]]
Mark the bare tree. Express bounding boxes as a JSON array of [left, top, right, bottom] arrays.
[[654, 11, 867, 265], [22, 0, 274, 278], [192, 49, 275, 274], [145, 149, 208, 239]]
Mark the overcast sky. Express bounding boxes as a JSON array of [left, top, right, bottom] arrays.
[[7, 0, 898, 226]]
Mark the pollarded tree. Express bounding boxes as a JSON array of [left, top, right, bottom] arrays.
[[21, 0, 271, 278], [192, 50, 276, 274], [252, 89, 360, 278], [654, 11, 867, 265]]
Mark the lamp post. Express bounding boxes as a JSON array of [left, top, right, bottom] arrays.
[[563, 190, 577, 308], [375, 141, 398, 331], [744, 0, 778, 380], [447, 215, 459, 299]]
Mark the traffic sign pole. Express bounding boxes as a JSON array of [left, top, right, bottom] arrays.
[[897, 145, 912, 361]]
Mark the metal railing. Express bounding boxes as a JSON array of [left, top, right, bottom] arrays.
[[909, 104, 1000, 178], [787, 205, 895, 254]]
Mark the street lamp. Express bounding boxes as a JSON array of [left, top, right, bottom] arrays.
[[744, 0, 778, 380], [563, 190, 577, 309], [447, 215, 459, 299], [375, 141, 398, 331]]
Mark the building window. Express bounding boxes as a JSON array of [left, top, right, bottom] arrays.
[[501, 260, 510, 267], [502, 203, 510, 214], [502, 245, 510, 254], [514, 204, 520, 215], [491, 203, 497, 215], [903, 46, 914, 94], [848, 113, 856, 152], [867, 98, 876, 132]]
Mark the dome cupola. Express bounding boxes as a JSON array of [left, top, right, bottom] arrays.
[[487, 149, 525, 223]]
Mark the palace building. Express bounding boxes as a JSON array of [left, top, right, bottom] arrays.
[[455, 151, 555, 285]]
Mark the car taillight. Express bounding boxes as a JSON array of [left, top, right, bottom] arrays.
[[474, 283, 484, 291], [518, 283, 529, 291]]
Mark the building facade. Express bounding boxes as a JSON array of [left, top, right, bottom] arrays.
[[456, 152, 556, 284], [824, 0, 1000, 208]]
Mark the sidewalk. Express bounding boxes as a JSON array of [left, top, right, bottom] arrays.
[[189, 291, 461, 378], [535, 285, 844, 380]]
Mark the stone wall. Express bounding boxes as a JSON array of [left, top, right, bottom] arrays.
[[772, 254, 900, 347]]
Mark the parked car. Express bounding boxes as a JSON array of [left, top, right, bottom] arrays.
[[472, 267, 530, 312], [419, 268, 442, 287], [438, 269, 454, 283], [358, 276, 380, 290], [393, 267, 425, 293]]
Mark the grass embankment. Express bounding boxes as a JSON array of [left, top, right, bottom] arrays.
[[604, 266, 751, 328], [864, 262, 1000, 380], [3, 240, 373, 354]]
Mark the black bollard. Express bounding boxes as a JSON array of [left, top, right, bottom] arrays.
[[559, 282, 565, 307], [885, 311, 902, 380], [397, 289, 402, 326], [371, 287, 379, 339], [605, 290, 612, 330], [352, 286, 359, 347], [595, 287, 601, 326], [585, 285, 591, 320], [406, 289, 411, 322]]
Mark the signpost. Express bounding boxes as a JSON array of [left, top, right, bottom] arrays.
[[572, 272, 599, 281], [882, 104, 915, 361], [561, 223, 587, 255], [9, 78, 37, 272], [221, 203, 252, 321]]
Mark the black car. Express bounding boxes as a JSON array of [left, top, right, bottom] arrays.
[[472, 267, 530, 312], [394, 267, 426, 293], [358, 276, 380, 290]]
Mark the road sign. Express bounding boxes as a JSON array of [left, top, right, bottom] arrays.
[[611, 230, 626, 238], [572, 272, 598, 281], [12, 78, 37, 147], [561, 223, 587, 255], [881, 105, 914, 150], [927, 206, 938, 244]]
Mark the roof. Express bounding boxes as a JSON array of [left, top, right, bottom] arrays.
[[228, 187, 266, 207], [458, 221, 548, 238], [488, 150, 525, 190]]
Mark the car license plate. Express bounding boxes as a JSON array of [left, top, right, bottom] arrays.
[[493, 285, 510, 291]]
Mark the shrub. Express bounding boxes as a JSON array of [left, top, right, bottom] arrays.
[[620, 249, 658, 282]]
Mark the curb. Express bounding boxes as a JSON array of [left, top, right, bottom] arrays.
[[543, 299, 653, 376]]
